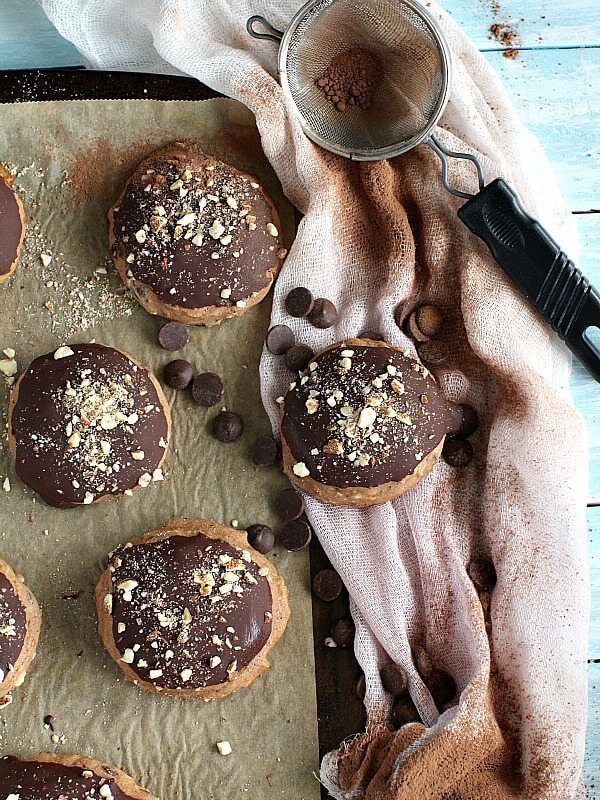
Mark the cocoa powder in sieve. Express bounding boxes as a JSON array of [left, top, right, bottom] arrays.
[[315, 47, 382, 112]]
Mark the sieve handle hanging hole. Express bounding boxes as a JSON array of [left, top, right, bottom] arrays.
[[428, 136, 485, 200], [246, 15, 284, 43], [458, 178, 600, 383]]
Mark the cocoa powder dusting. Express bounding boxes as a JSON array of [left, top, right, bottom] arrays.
[[315, 48, 382, 112], [489, 22, 522, 58]]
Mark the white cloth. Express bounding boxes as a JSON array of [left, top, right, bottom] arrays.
[[39, 1, 589, 797]]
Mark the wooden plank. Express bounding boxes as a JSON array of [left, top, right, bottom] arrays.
[[443, 0, 600, 51], [482, 48, 600, 212], [0, 0, 82, 69], [589, 506, 600, 659], [2, 0, 600, 63], [586, 660, 600, 797], [571, 213, 600, 505]]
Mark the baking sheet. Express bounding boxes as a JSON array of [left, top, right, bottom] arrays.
[[0, 98, 320, 800]]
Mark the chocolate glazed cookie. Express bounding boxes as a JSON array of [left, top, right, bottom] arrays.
[[0, 557, 40, 698], [96, 517, 290, 700], [281, 338, 455, 507], [0, 165, 25, 285], [109, 141, 286, 326], [8, 344, 171, 509], [0, 753, 157, 800]]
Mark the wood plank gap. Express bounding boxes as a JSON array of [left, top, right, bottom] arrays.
[[480, 44, 600, 53]]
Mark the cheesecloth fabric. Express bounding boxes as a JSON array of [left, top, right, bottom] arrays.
[[38, 1, 590, 796]]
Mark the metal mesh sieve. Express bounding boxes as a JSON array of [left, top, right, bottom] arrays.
[[274, 0, 452, 160]]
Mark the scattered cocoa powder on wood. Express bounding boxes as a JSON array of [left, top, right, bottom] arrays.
[[489, 21, 521, 58], [315, 48, 382, 112]]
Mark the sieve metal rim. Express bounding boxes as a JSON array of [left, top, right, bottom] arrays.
[[276, 0, 453, 161]]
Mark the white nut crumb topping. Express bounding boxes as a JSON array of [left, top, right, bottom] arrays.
[[109, 533, 273, 690], [216, 740, 232, 756], [282, 344, 449, 484], [292, 462, 310, 478], [54, 345, 74, 360]]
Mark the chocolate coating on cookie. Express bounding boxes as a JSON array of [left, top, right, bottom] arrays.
[[0, 573, 27, 680], [110, 142, 284, 316], [107, 532, 273, 690], [9, 344, 170, 508], [0, 756, 136, 800], [282, 341, 453, 488], [0, 170, 24, 279]]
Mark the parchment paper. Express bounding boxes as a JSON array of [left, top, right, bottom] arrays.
[[0, 99, 319, 800]]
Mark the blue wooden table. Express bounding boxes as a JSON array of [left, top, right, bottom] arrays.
[[1, 0, 598, 791]]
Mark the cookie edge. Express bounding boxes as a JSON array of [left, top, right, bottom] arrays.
[[30, 752, 158, 800], [0, 165, 26, 285], [0, 556, 41, 697]]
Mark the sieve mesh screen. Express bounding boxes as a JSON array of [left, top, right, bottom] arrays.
[[281, 0, 449, 159]]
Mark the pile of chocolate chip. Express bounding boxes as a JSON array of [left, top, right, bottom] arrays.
[[377, 649, 456, 729], [158, 321, 244, 444], [397, 303, 479, 468], [315, 47, 382, 113], [265, 286, 339, 372], [243, 485, 315, 556]]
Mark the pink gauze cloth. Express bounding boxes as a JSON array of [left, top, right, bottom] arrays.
[[39, 1, 589, 797]]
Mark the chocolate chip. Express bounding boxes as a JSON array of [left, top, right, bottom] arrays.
[[285, 287, 314, 317], [43, 714, 55, 731], [407, 311, 431, 342], [312, 569, 343, 602], [451, 403, 479, 438], [163, 359, 193, 390], [426, 668, 456, 706], [211, 410, 243, 443], [250, 435, 278, 466], [442, 436, 473, 467], [479, 589, 492, 617], [246, 524, 275, 554], [390, 697, 420, 728], [284, 344, 315, 372], [417, 339, 449, 367], [280, 518, 312, 551], [356, 673, 366, 701], [192, 372, 224, 407], [358, 330, 385, 342], [330, 615, 355, 647], [393, 305, 405, 330], [413, 647, 433, 681], [158, 321, 189, 351], [380, 663, 408, 698], [467, 559, 497, 592], [266, 324, 295, 355], [308, 298, 338, 329], [415, 304, 443, 338], [275, 487, 305, 521]]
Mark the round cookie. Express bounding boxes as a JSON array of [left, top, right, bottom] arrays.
[[0, 165, 25, 285], [0, 753, 157, 800], [281, 338, 454, 507], [0, 557, 40, 698], [96, 517, 289, 700], [109, 141, 286, 326], [8, 343, 171, 509]]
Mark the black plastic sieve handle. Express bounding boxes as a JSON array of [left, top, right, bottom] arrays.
[[457, 178, 600, 382]]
